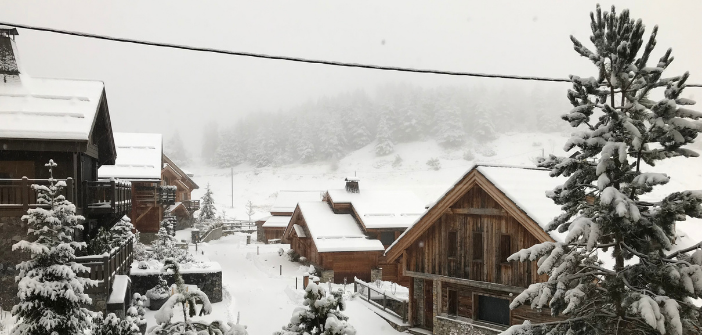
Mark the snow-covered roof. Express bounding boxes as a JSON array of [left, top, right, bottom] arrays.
[[476, 165, 566, 241], [263, 215, 291, 228], [293, 224, 307, 238], [99, 132, 163, 180], [297, 202, 384, 252], [327, 189, 427, 229], [271, 190, 323, 213], [0, 74, 105, 141]]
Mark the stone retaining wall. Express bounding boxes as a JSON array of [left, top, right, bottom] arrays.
[[434, 316, 500, 335], [131, 270, 222, 303]]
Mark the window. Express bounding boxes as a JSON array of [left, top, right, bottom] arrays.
[[447, 231, 457, 257], [380, 231, 395, 246], [500, 235, 512, 263], [447, 290, 458, 316], [477, 295, 510, 326], [473, 232, 483, 261]]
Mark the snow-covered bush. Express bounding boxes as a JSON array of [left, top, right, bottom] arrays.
[[87, 216, 135, 255], [146, 275, 170, 301], [138, 260, 149, 270], [129, 293, 147, 328], [426, 158, 441, 171], [286, 249, 301, 262], [87, 226, 113, 255], [506, 5, 702, 335], [92, 312, 140, 335], [299, 256, 309, 266], [151, 224, 194, 264], [275, 282, 356, 335], [11, 160, 96, 335], [462, 150, 475, 161], [111, 215, 135, 245], [278, 248, 285, 256], [392, 154, 403, 167]]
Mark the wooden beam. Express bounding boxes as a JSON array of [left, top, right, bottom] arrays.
[[404, 270, 525, 294], [446, 208, 507, 216]]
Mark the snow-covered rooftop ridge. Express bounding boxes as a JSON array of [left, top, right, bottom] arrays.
[[270, 190, 323, 213], [345, 176, 360, 182], [297, 201, 384, 252], [327, 188, 427, 229], [262, 215, 291, 228], [98, 132, 163, 180], [0, 73, 105, 141]]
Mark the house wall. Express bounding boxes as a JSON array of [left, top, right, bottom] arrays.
[[263, 227, 285, 242], [131, 181, 161, 235]]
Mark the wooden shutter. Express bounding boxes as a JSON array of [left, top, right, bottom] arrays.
[[473, 232, 483, 261], [448, 231, 457, 257], [500, 235, 511, 263]]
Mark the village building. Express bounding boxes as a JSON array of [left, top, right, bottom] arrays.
[[384, 164, 565, 334], [0, 26, 132, 312], [282, 178, 426, 283], [260, 190, 322, 243], [162, 153, 200, 229], [99, 132, 175, 243]]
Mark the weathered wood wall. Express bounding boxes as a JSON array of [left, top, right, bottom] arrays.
[[264, 227, 285, 242]]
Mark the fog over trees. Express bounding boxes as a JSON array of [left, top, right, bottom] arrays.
[[197, 83, 571, 168]]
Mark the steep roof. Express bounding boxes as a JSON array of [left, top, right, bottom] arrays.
[[262, 215, 291, 228], [99, 132, 163, 180], [271, 190, 323, 213], [385, 164, 566, 262], [290, 202, 384, 252], [163, 154, 199, 190], [327, 189, 426, 229]]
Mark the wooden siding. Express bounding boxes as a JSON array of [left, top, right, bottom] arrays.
[[405, 186, 546, 287], [264, 227, 285, 242]]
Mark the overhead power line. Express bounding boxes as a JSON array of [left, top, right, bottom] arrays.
[[2, 21, 701, 87]]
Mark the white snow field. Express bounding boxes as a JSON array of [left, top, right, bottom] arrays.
[[143, 234, 404, 335]]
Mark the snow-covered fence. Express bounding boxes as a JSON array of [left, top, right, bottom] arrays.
[[354, 278, 408, 323], [74, 237, 134, 310]]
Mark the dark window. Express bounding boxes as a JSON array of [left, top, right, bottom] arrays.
[[380, 231, 395, 246], [448, 290, 458, 316], [477, 295, 510, 325], [448, 231, 457, 257], [473, 232, 483, 261], [500, 235, 512, 263]]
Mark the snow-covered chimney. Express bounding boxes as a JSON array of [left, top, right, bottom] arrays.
[[0, 26, 21, 84], [345, 177, 360, 193]]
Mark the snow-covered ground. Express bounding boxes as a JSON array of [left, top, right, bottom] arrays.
[[143, 234, 404, 334]]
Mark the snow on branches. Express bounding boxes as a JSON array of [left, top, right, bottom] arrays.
[[505, 5, 702, 335]]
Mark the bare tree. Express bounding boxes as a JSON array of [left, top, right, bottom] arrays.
[[245, 200, 255, 223]]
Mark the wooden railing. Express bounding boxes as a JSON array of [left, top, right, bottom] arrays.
[[355, 278, 408, 323], [158, 186, 176, 205], [75, 237, 134, 302], [183, 199, 200, 212], [83, 180, 132, 216], [0, 177, 74, 216]]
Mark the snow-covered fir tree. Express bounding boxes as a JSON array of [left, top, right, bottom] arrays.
[[165, 130, 191, 166], [275, 282, 355, 335], [111, 215, 135, 246], [375, 112, 394, 156], [345, 105, 372, 150], [436, 96, 465, 147], [201, 120, 220, 165], [506, 6, 702, 335], [474, 106, 498, 143], [199, 183, 216, 222], [11, 160, 96, 335]]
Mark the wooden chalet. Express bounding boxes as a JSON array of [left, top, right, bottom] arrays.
[[384, 165, 565, 334], [282, 179, 426, 283], [261, 190, 321, 244], [99, 133, 175, 243], [162, 154, 199, 229], [0, 26, 132, 311]]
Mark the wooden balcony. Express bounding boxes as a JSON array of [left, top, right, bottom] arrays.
[[158, 186, 176, 205], [183, 199, 200, 212], [75, 237, 134, 308], [0, 177, 131, 218]]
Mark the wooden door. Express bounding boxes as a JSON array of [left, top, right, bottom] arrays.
[[424, 280, 433, 330]]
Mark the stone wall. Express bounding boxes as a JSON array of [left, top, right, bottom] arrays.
[[139, 232, 158, 244], [131, 270, 223, 303], [413, 278, 424, 328], [256, 223, 265, 243], [0, 216, 28, 311], [321, 269, 334, 283], [371, 268, 383, 283], [200, 227, 222, 243], [434, 316, 500, 335]]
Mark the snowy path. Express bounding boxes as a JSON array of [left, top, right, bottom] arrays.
[[146, 233, 404, 334]]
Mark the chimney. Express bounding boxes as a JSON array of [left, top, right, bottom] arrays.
[[345, 177, 359, 193], [0, 26, 21, 83]]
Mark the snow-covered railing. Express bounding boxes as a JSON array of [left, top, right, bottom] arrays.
[[158, 185, 176, 205], [182, 199, 200, 212], [75, 237, 134, 306], [0, 177, 74, 215], [83, 179, 132, 216], [354, 278, 408, 323]]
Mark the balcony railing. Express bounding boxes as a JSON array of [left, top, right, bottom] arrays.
[[183, 199, 200, 212], [158, 186, 176, 205], [75, 237, 134, 306], [83, 180, 132, 217], [0, 177, 131, 218]]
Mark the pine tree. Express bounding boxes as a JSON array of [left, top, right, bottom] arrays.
[[275, 282, 356, 335], [436, 96, 465, 147], [165, 130, 191, 167], [474, 105, 497, 143], [375, 112, 394, 156], [201, 120, 220, 165], [506, 6, 702, 335], [11, 160, 96, 335], [199, 183, 216, 222], [111, 215, 135, 246]]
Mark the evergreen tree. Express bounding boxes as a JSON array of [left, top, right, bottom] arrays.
[[375, 111, 394, 156], [275, 282, 355, 335], [506, 6, 702, 335], [474, 106, 497, 143], [165, 130, 191, 166], [201, 120, 220, 165], [436, 96, 465, 147], [320, 115, 346, 160], [199, 183, 216, 222], [111, 215, 135, 246], [11, 160, 96, 335]]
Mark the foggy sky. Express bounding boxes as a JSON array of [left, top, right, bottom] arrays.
[[2, 0, 701, 154]]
